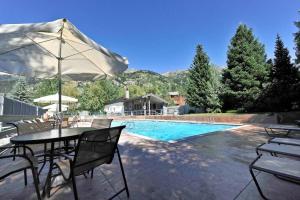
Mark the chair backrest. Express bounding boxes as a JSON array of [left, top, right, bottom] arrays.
[[60, 117, 69, 128], [91, 119, 113, 129], [19, 123, 40, 135], [73, 125, 125, 175], [35, 121, 53, 131]]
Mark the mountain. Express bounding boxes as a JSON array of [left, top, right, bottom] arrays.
[[162, 70, 189, 88], [0, 69, 189, 100], [118, 69, 188, 97]]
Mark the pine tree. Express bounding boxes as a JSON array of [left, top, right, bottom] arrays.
[[13, 79, 31, 102], [294, 11, 300, 64], [186, 45, 221, 112], [33, 78, 58, 98], [266, 35, 299, 111], [222, 24, 269, 111]]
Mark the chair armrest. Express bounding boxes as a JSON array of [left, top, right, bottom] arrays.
[[0, 145, 34, 156], [6, 122, 18, 127], [0, 154, 36, 167]]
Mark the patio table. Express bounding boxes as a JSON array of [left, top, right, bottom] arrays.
[[10, 127, 95, 197]]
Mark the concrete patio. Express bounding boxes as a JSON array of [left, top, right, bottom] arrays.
[[1, 125, 300, 200]]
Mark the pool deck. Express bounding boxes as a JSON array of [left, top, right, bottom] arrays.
[[1, 124, 300, 199]]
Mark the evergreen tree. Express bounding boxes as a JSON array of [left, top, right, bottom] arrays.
[[33, 78, 58, 98], [208, 66, 222, 112], [294, 11, 300, 64], [13, 79, 31, 102], [186, 45, 221, 112], [265, 35, 299, 111], [222, 24, 269, 111]]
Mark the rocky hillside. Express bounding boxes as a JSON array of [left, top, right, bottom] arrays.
[[0, 69, 190, 98], [118, 69, 188, 96]]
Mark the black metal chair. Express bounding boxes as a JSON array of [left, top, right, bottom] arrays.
[[53, 125, 129, 200], [91, 118, 113, 129], [0, 145, 41, 200], [8, 121, 52, 174], [89, 118, 113, 178]]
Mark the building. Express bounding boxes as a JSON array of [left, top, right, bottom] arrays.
[[104, 98, 126, 115], [168, 91, 186, 106], [104, 93, 168, 116], [124, 93, 168, 115]]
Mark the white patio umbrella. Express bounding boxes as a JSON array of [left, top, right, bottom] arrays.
[[43, 103, 69, 112], [34, 93, 78, 104], [0, 18, 128, 112]]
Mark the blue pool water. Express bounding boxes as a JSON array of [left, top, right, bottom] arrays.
[[112, 120, 238, 142]]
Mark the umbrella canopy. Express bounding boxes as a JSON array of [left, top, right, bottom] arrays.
[[0, 18, 128, 80], [34, 93, 77, 104], [0, 18, 128, 112], [43, 103, 68, 112]]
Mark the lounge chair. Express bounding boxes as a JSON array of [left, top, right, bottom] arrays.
[[249, 154, 300, 199], [0, 145, 41, 200], [53, 126, 129, 200], [264, 124, 300, 137], [269, 137, 300, 146], [256, 143, 300, 158]]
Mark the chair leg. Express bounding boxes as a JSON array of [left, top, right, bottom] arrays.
[[31, 167, 41, 200], [91, 169, 94, 179], [12, 147, 16, 161], [36, 167, 40, 184], [24, 169, 28, 186], [39, 160, 46, 175], [71, 173, 79, 200], [249, 168, 268, 200], [82, 172, 88, 178], [38, 144, 47, 175], [116, 148, 129, 197]]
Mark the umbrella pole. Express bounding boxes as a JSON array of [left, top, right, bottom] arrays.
[[57, 19, 66, 130]]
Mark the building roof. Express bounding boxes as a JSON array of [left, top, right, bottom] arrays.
[[105, 93, 168, 106], [124, 93, 168, 104]]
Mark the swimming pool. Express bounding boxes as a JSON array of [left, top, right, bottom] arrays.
[[112, 120, 239, 142]]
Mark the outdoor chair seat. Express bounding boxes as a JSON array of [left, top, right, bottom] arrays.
[[252, 155, 300, 179], [269, 137, 300, 146], [0, 146, 41, 200], [250, 155, 300, 199], [0, 156, 38, 179], [256, 143, 300, 158], [56, 150, 112, 179]]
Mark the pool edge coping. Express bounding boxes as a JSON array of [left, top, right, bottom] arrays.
[[116, 119, 249, 143]]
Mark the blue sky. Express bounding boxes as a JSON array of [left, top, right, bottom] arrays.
[[0, 0, 299, 72]]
